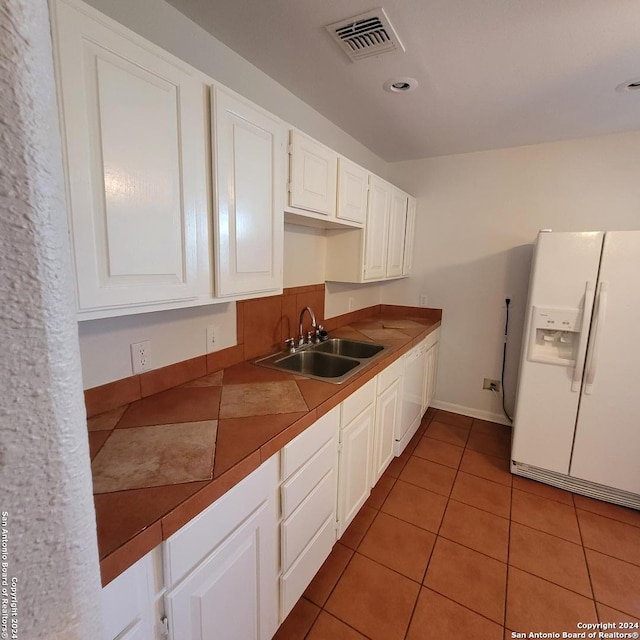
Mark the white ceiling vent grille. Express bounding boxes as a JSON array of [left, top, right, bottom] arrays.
[[325, 8, 405, 62]]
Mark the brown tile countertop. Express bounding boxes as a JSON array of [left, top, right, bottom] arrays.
[[87, 307, 441, 586]]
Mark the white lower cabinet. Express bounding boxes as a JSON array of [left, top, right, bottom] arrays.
[[279, 406, 339, 620], [163, 455, 279, 640], [421, 328, 441, 415]]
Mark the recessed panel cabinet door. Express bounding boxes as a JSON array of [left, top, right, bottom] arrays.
[[214, 89, 286, 296], [53, 1, 208, 311], [386, 188, 408, 277], [337, 158, 368, 224], [363, 176, 391, 280], [372, 379, 401, 483]]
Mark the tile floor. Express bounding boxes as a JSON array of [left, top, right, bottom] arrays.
[[274, 409, 640, 640]]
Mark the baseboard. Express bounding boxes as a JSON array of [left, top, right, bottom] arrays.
[[430, 400, 512, 427]]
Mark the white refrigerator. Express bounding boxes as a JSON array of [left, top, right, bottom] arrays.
[[511, 230, 640, 509]]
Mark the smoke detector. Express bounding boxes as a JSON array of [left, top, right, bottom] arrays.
[[325, 8, 405, 62]]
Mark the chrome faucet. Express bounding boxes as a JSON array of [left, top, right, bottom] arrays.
[[298, 306, 318, 347]]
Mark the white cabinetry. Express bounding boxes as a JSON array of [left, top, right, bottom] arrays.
[[337, 379, 376, 535], [337, 158, 368, 225], [386, 188, 408, 278], [403, 196, 417, 276], [279, 407, 339, 620], [212, 87, 286, 297], [372, 358, 403, 484], [421, 328, 440, 415], [163, 456, 279, 640], [363, 176, 393, 280], [52, 0, 209, 319]]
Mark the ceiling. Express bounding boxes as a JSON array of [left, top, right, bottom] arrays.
[[165, 0, 640, 162]]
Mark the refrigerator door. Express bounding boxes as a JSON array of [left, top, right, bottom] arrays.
[[511, 231, 603, 474], [570, 231, 640, 494]]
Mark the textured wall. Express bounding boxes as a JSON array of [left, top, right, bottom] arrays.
[[0, 0, 102, 637]]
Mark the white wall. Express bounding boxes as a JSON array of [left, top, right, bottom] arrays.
[[76, 0, 390, 388], [384, 130, 640, 423]]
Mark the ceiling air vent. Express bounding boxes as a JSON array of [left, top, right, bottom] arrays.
[[325, 8, 405, 62]]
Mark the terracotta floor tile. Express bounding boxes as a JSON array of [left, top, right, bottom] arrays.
[[340, 506, 377, 550], [325, 553, 420, 640], [91, 421, 217, 493], [273, 597, 320, 640], [424, 420, 470, 447], [573, 494, 640, 528], [577, 509, 640, 566], [399, 457, 457, 497], [511, 489, 581, 543], [365, 474, 396, 509], [459, 449, 512, 487], [118, 386, 221, 427], [381, 480, 447, 533], [506, 567, 597, 633], [413, 436, 464, 469], [213, 413, 305, 477], [451, 472, 511, 518], [434, 410, 473, 428], [304, 543, 354, 607], [306, 612, 367, 640], [472, 419, 512, 437], [88, 431, 110, 460], [439, 500, 509, 562], [424, 537, 507, 623], [406, 587, 503, 640], [384, 455, 409, 479], [466, 428, 511, 459], [358, 512, 436, 582], [219, 381, 308, 418], [596, 602, 640, 625], [509, 522, 591, 597], [586, 549, 640, 618], [87, 405, 127, 431], [512, 475, 573, 506]]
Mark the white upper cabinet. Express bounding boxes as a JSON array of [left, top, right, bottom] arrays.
[[386, 188, 408, 278], [363, 176, 392, 280], [403, 195, 417, 276], [336, 158, 368, 225], [53, 0, 209, 318], [212, 87, 286, 297], [288, 130, 337, 217]]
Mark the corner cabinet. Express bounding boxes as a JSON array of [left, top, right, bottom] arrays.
[[52, 0, 210, 319], [212, 88, 286, 297]]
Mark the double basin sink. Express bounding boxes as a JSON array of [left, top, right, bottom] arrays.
[[255, 338, 390, 384]]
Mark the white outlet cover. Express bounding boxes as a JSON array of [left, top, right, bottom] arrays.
[[131, 340, 151, 374], [419, 294, 429, 307], [206, 325, 217, 354]]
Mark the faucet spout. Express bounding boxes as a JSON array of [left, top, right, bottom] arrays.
[[298, 306, 317, 345]]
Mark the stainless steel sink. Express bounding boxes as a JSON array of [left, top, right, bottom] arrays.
[[255, 338, 390, 384], [313, 338, 384, 359]]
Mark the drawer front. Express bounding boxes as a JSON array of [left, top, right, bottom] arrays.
[[423, 327, 440, 351], [281, 468, 336, 572], [377, 356, 404, 394], [281, 436, 337, 519], [282, 405, 339, 480], [341, 378, 376, 427], [280, 515, 335, 621]]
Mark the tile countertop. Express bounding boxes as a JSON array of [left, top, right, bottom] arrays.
[[88, 311, 441, 586]]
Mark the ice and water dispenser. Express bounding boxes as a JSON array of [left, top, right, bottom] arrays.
[[527, 306, 582, 366]]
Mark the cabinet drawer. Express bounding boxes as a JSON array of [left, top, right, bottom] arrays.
[[341, 378, 376, 427], [280, 515, 335, 621], [282, 405, 339, 480], [281, 437, 336, 519], [377, 357, 403, 394], [281, 468, 336, 572]]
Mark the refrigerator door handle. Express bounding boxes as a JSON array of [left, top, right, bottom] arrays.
[[584, 280, 609, 395], [571, 281, 596, 392]]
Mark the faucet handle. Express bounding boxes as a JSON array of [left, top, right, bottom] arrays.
[[316, 324, 329, 342], [284, 337, 296, 352]]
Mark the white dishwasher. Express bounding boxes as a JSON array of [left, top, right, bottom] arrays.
[[395, 341, 427, 455]]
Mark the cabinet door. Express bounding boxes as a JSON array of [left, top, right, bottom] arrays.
[[386, 188, 408, 277], [338, 406, 374, 535], [53, 1, 208, 312], [336, 158, 368, 224], [289, 131, 337, 216], [373, 379, 401, 484], [403, 196, 417, 276], [214, 88, 285, 296], [422, 343, 439, 414], [363, 176, 391, 280]]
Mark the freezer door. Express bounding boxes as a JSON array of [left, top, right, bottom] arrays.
[[511, 231, 603, 474], [570, 231, 640, 494]]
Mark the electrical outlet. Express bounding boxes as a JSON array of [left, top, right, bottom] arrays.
[[206, 324, 217, 354], [419, 293, 429, 307], [348, 297, 354, 312], [131, 341, 151, 374], [483, 378, 501, 392]]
